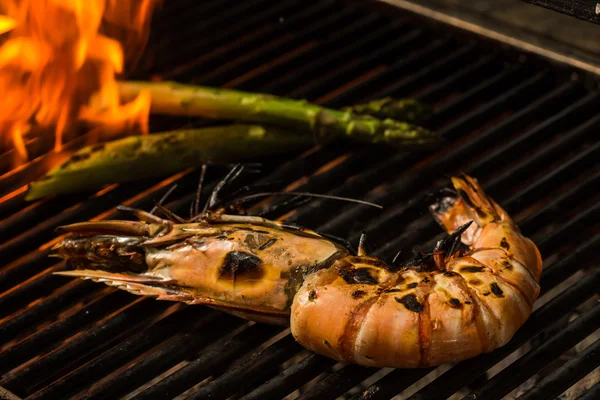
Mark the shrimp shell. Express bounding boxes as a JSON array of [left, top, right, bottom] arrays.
[[290, 175, 542, 368]]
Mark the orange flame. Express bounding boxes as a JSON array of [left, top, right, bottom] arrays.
[[0, 0, 158, 162]]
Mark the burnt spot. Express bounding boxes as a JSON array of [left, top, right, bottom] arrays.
[[448, 298, 461, 308], [323, 339, 331, 347], [421, 277, 431, 284], [500, 260, 513, 270], [500, 237, 510, 250], [460, 266, 486, 273], [483, 292, 491, 296], [490, 283, 504, 297], [259, 238, 277, 250], [443, 271, 459, 278], [465, 301, 472, 305], [71, 153, 91, 162], [352, 290, 367, 299], [218, 251, 264, 282], [386, 288, 402, 293], [60, 152, 92, 169], [308, 290, 317, 301], [469, 279, 482, 286], [215, 235, 228, 240], [339, 268, 378, 285], [90, 143, 106, 152], [408, 283, 418, 289], [395, 294, 424, 313]]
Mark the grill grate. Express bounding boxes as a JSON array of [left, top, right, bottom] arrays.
[[0, 0, 598, 399]]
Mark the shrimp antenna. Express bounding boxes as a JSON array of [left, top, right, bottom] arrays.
[[392, 249, 403, 265], [220, 192, 383, 209], [191, 164, 208, 219], [116, 205, 167, 225], [357, 232, 368, 256], [150, 184, 178, 215], [203, 164, 245, 213], [154, 203, 186, 223]]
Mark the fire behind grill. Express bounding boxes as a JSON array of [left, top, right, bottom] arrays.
[[0, 0, 598, 399]]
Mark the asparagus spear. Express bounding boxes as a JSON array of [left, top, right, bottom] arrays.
[[117, 81, 439, 147], [25, 125, 315, 201], [343, 98, 433, 125]]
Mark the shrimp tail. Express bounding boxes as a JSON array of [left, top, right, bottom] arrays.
[[430, 174, 543, 279], [429, 174, 512, 245]]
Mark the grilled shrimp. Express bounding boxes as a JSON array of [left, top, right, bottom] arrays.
[[291, 174, 542, 367], [53, 173, 541, 368], [53, 212, 349, 326]]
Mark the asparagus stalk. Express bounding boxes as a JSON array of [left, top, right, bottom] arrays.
[[343, 98, 433, 125], [117, 81, 439, 147], [26, 125, 315, 201]]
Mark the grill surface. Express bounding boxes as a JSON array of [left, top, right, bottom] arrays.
[[0, 0, 599, 399]]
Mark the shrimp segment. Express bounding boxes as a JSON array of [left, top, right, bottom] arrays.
[[290, 175, 542, 368]]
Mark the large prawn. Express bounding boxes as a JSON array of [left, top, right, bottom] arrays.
[[53, 171, 542, 368]]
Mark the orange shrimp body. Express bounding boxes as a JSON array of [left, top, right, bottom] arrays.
[[290, 175, 542, 368], [53, 174, 542, 368]]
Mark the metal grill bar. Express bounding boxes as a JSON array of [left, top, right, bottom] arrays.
[[577, 381, 600, 400], [463, 306, 600, 400], [0, 300, 166, 393], [239, 354, 337, 400], [134, 323, 285, 399], [0, 290, 134, 374], [186, 334, 300, 400], [30, 311, 240, 400], [197, 2, 354, 86], [157, 0, 313, 80], [0, 0, 598, 398]]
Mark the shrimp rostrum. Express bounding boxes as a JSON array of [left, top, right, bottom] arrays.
[[53, 172, 542, 368]]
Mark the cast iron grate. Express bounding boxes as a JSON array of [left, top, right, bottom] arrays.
[[0, 0, 598, 399]]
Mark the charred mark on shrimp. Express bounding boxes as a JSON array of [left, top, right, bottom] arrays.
[[499, 260, 513, 270], [395, 294, 424, 313], [461, 266, 486, 273], [448, 298, 462, 308], [490, 283, 504, 297], [218, 251, 264, 282], [352, 290, 367, 299], [339, 268, 378, 285], [500, 237, 510, 250]]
